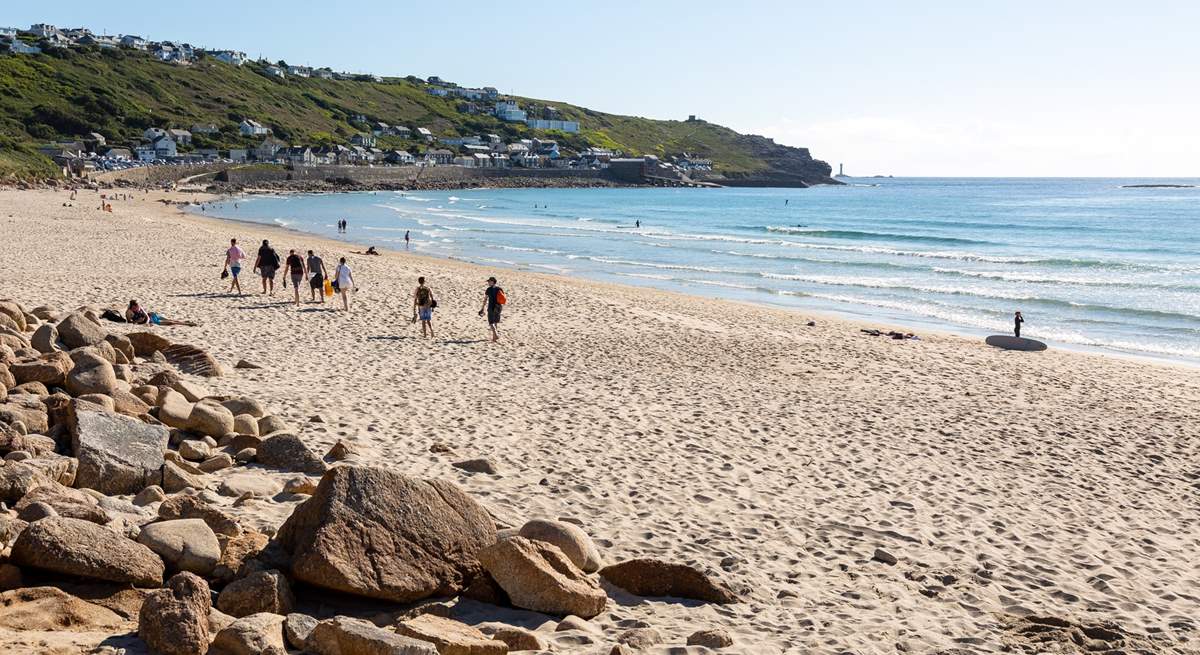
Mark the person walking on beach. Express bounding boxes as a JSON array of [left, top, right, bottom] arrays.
[[334, 257, 355, 311], [254, 240, 281, 295], [412, 276, 436, 338], [405, 230, 411, 249], [306, 250, 328, 304], [478, 276, 505, 342], [224, 238, 245, 295], [1014, 311, 1025, 338], [283, 249, 307, 307]]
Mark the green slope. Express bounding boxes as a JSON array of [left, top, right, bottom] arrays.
[[0, 47, 831, 183]]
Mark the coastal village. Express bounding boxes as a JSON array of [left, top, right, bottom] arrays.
[[2, 23, 716, 182]]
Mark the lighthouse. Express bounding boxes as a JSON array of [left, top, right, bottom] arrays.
[[837, 163, 845, 177]]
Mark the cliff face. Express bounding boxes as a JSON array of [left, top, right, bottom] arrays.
[[710, 134, 839, 187]]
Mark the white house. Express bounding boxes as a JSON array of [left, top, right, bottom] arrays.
[[385, 150, 415, 165], [426, 87, 449, 97], [120, 35, 148, 49], [152, 136, 177, 158], [135, 144, 157, 163], [240, 119, 271, 136], [286, 65, 311, 78], [0, 27, 19, 38], [350, 133, 376, 147], [191, 123, 219, 135], [143, 128, 167, 141], [490, 153, 512, 169], [440, 136, 482, 147], [284, 146, 316, 165], [167, 129, 192, 145], [415, 127, 434, 142], [228, 148, 248, 162], [26, 24, 58, 38], [494, 101, 526, 122], [525, 119, 580, 133], [212, 50, 247, 66], [313, 67, 334, 79], [263, 65, 286, 79], [254, 137, 286, 161], [7, 40, 41, 55]]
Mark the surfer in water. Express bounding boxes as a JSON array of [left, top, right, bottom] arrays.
[[635, 220, 641, 228], [1014, 311, 1024, 338]]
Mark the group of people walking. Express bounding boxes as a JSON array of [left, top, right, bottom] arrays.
[[224, 238, 355, 310], [221, 238, 506, 341]]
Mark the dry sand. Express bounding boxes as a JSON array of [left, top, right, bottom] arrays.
[[2, 187, 1198, 654]]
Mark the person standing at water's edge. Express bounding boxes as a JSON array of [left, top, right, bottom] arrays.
[[334, 257, 355, 311], [478, 276, 505, 342], [223, 238, 245, 295], [283, 249, 306, 307], [254, 240, 280, 296], [1014, 311, 1025, 338], [413, 276, 436, 338], [405, 230, 410, 249], [306, 250, 328, 304]]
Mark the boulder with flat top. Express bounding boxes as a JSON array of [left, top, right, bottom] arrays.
[[57, 313, 105, 350], [71, 402, 168, 495], [478, 536, 607, 618], [275, 466, 496, 603], [12, 516, 164, 586]]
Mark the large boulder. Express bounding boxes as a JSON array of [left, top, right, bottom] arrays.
[[257, 433, 327, 474], [163, 343, 222, 377], [127, 331, 172, 357], [65, 348, 118, 397], [13, 482, 107, 524], [276, 466, 496, 603], [306, 616, 437, 655], [0, 586, 129, 633], [158, 493, 242, 537], [217, 569, 294, 618], [519, 519, 604, 573], [223, 397, 266, 419], [105, 333, 135, 362], [257, 415, 292, 435], [137, 572, 211, 655], [0, 457, 78, 504], [210, 612, 288, 655], [137, 518, 220, 575], [212, 530, 269, 583], [396, 614, 508, 655], [162, 460, 206, 493], [10, 351, 72, 387], [71, 402, 168, 494], [156, 387, 193, 429], [0, 301, 26, 332], [31, 323, 60, 354], [11, 516, 164, 586], [599, 559, 738, 604], [186, 399, 235, 438], [57, 313, 106, 350], [478, 536, 607, 618]]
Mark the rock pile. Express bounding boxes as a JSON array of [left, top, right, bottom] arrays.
[[0, 298, 740, 653]]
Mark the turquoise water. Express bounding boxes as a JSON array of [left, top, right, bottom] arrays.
[[200, 178, 1200, 362]]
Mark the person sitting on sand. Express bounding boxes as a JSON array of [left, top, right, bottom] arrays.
[[1014, 311, 1025, 338], [125, 300, 198, 327], [352, 247, 380, 256]]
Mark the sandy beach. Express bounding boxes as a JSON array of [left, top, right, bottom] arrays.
[[2, 186, 1198, 654]]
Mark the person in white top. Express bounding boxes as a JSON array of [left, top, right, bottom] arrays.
[[223, 238, 246, 295], [334, 257, 355, 311]]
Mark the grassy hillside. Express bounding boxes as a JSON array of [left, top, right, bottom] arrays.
[[0, 47, 830, 182]]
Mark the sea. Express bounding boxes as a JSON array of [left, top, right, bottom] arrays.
[[198, 178, 1200, 364]]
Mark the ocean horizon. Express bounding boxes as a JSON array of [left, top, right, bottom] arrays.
[[197, 177, 1200, 364]]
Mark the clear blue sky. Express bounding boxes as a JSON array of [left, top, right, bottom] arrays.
[[8, 1, 1198, 176]]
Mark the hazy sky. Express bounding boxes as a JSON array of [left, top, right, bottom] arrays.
[[8, 1, 1198, 176]]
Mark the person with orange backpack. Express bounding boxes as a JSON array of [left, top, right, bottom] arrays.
[[478, 276, 506, 342]]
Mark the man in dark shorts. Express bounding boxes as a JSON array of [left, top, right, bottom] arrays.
[[283, 249, 306, 307], [307, 250, 328, 304], [254, 239, 280, 295], [478, 276, 504, 342]]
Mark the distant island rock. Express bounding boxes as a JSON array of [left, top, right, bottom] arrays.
[[1121, 184, 1195, 188]]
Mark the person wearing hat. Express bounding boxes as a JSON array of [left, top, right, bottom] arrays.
[[478, 276, 504, 342]]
